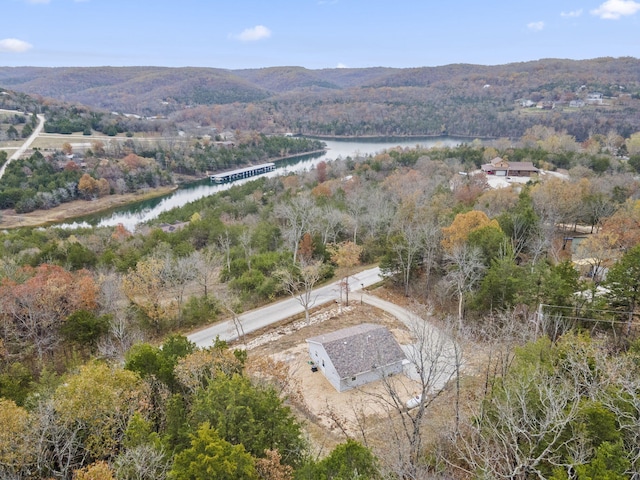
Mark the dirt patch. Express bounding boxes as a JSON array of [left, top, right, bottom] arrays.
[[240, 287, 492, 457], [240, 293, 422, 452]]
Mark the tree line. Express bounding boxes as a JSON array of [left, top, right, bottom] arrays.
[[0, 135, 324, 214]]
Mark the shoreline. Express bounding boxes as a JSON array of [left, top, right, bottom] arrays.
[[0, 185, 178, 230], [0, 149, 328, 230], [302, 134, 497, 141]]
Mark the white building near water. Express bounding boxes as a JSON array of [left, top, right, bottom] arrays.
[[306, 323, 406, 392]]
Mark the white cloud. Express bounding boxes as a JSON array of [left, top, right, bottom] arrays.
[[561, 9, 583, 17], [0, 38, 33, 53], [336, 63, 348, 69], [233, 25, 272, 42], [527, 21, 545, 31], [591, 0, 640, 19]]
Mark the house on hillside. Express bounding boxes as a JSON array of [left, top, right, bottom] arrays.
[[306, 323, 406, 392], [586, 93, 603, 105], [536, 101, 555, 110], [481, 157, 539, 177]]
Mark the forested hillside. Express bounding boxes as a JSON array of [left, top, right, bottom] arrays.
[[3, 129, 640, 477], [2, 57, 640, 140], [3, 59, 640, 479]]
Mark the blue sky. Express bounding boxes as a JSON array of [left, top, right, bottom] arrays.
[[1, 0, 639, 69]]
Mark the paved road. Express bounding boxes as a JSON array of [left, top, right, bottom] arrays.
[[186, 265, 459, 394], [188, 266, 382, 347], [0, 112, 45, 180], [361, 292, 458, 390]]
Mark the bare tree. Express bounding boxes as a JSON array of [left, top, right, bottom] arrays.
[[420, 220, 442, 295], [275, 259, 324, 325], [164, 254, 197, 324], [388, 221, 425, 297], [456, 364, 583, 479], [114, 444, 169, 480], [97, 311, 144, 360], [217, 286, 246, 345], [315, 205, 345, 246], [345, 184, 371, 244], [371, 311, 459, 479], [274, 194, 318, 263], [604, 365, 640, 473], [444, 244, 486, 326], [190, 248, 221, 298], [218, 230, 232, 273], [32, 399, 89, 480], [238, 228, 255, 271], [361, 188, 396, 242], [328, 241, 363, 307]]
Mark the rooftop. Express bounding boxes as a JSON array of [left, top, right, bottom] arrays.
[[307, 323, 406, 379]]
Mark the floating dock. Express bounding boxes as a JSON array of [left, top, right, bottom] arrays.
[[209, 162, 276, 183]]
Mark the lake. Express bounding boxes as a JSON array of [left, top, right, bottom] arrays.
[[58, 136, 463, 231]]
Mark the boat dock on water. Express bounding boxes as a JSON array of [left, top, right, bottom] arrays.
[[209, 162, 276, 183]]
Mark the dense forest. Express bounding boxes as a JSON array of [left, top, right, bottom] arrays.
[[2, 117, 640, 477], [2, 57, 640, 141]]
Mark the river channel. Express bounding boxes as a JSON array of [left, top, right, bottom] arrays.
[[59, 137, 462, 231]]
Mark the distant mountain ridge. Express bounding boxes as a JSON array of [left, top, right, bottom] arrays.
[[2, 57, 640, 140], [2, 58, 636, 115]]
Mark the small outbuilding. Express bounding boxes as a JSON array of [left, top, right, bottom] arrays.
[[306, 323, 406, 392]]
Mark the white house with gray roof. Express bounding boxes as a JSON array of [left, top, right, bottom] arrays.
[[306, 323, 406, 392]]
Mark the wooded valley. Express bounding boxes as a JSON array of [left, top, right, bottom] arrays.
[[2, 58, 640, 479], [2, 57, 640, 141]]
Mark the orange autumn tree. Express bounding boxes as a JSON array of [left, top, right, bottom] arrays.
[[0, 264, 98, 363], [601, 199, 640, 252], [441, 210, 501, 252], [78, 173, 99, 199]]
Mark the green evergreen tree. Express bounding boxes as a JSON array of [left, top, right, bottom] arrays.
[[296, 440, 382, 480], [169, 423, 257, 480], [190, 374, 304, 466], [605, 244, 640, 328]]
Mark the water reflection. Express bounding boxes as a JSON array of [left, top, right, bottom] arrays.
[[58, 137, 461, 231]]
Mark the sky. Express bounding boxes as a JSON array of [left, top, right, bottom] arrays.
[[0, 0, 639, 70]]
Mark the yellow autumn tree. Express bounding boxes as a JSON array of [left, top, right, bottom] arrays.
[[122, 257, 178, 332], [78, 173, 99, 199], [328, 241, 363, 306], [626, 131, 640, 155], [174, 348, 244, 394], [97, 178, 111, 197], [61, 142, 73, 155], [54, 362, 149, 460], [0, 399, 36, 478], [73, 461, 115, 480], [441, 210, 500, 251]]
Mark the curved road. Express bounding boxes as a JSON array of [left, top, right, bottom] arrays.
[[188, 267, 382, 347], [0, 112, 45, 180], [186, 265, 458, 391]]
